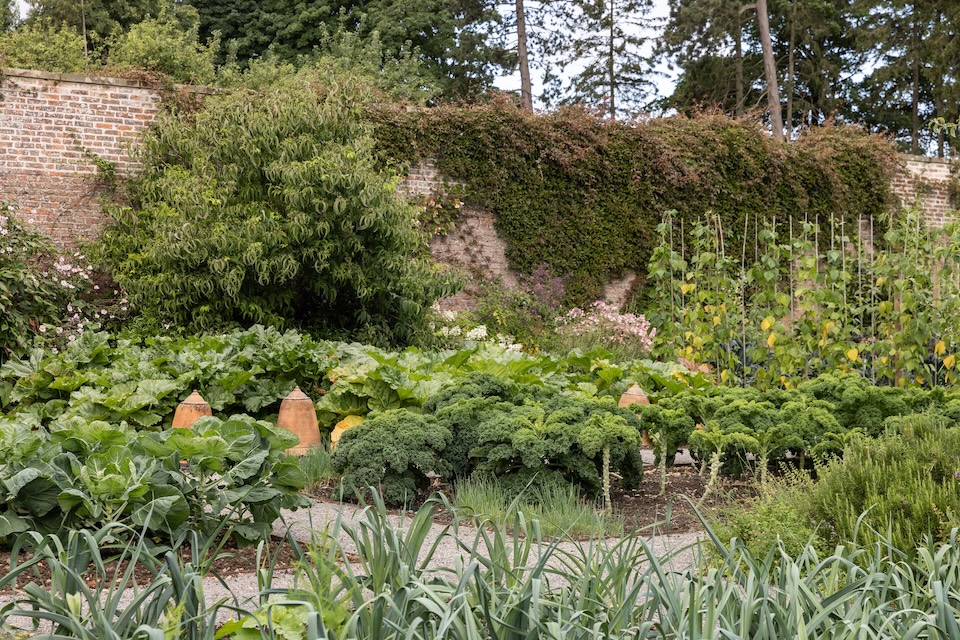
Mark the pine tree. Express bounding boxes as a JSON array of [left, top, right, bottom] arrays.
[[547, 0, 657, 118]]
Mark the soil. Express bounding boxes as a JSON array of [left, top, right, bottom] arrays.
[[614, 466, 757, 534], [0, 535, 300, 595]]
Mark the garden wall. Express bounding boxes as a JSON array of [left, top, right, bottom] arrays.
[[0, 67, 956, 299], [0, 68, 164, 244]]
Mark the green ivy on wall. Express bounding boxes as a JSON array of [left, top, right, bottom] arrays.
[[372, 102, 900, 303]]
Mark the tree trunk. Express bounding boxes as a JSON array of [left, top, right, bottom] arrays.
[[911, 2, 920, 153], [786, 1, 796, 138], [516, 0, 533, 112], [755, 0, 784, 139], [608, 0, 616, 119], [735, 13, 744, 115]]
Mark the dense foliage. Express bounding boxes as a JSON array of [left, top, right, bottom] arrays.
[[331, 410, 452, 505], [0, 413, 308, 543], [331, 374, 645, 506], [0, 206, 117, 364], [810, 415, 960, 552], [98, 68, 457, 345], [104, 11, 218, 84], [373, 104, 899, 302], [648, 209, 960, 388]]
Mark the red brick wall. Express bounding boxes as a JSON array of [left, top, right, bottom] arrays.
[[2, 67, 957, 297], [0, 68, 163, 244], [891, 155, 958, 228]]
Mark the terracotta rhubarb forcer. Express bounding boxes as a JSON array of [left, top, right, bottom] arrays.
[[618, 384, 652, 446], [277, 386, 321, 455], [172, 390, 212, 429]]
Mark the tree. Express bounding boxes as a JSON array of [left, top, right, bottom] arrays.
[[845, 0, 947, 153], [0, 18, 88, 71], [106, 11, 219, 84], [98, 66, 458, 344], [660, 0, 756, 115], [188, 0, 510, 100], [2, 0, 17, 30], [547, 0, 657, 118], [27, 0, 169, 41], [754, 0, 783, 138]]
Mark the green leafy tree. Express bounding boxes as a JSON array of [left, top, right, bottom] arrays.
[[98, 66, 457, 344], [0, 18, 88, 71], [846, 0, 948, 153], [660, 0, 758, 115], [106, 11, 219, 84], [2, 0, 17, 30], [189, 0, 509, 99], [27, 0, 170, 41]]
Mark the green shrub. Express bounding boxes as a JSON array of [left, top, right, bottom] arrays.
[[469, 394, 643, 496], [0, 207, 59, 362], [105, 12, 219, 84], [330, 409, 452, 506], [712, 470, 827, 563], [98, 67, 458, 346], [0, 18, 89, 72], [810, 415, 960, 550]]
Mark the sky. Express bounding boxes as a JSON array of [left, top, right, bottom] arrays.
[[492, 0, 677, 111]]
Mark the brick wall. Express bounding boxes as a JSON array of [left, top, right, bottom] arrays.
[[891, 155, 958, 228], [2, 66, 958, 304], [0, 68, 164, 244]]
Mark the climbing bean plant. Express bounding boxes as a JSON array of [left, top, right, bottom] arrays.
[[647, 209, 960, 388]]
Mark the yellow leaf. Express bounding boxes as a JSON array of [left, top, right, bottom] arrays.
[[712, 315, 721, 326], [822, 321, 835, 336], [936, 340, 947, 356], [761, 316, 775, 332], [945, 354, 956, 370], [916, 374, 925, 385], [876, 276, 886, 287], [680, 283, 696, 295], [881, 356, 889, 365], [767, 332, 776, 348], [720, 369, 730, 382], [846, 348, 859, 362]]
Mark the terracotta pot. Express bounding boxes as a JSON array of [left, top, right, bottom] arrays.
[[618, 384, 650, 409], [277, 386, 321, 455], [172, 390, 212, 429]]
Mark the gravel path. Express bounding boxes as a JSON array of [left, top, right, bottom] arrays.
[[1, 489, 704, 633]]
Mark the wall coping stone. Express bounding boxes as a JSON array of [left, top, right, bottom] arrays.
[[899, 153, 956, 166], [0, 67, 215, 94]]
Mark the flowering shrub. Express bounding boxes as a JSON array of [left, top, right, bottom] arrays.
[[0, 203, 127, 361], [0, 205, 62, 362], [552, 301, 656, 360]]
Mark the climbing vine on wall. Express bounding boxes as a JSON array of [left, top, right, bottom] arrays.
[[371, 101, 900, 303]]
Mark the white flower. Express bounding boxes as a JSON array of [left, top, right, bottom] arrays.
[[440, 310, 457, 321], [466, 325, 488, 341], [38, 325, 46, 332]]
